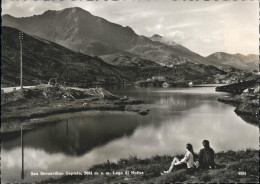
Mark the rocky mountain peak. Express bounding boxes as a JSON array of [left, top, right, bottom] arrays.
[[150, 34, 163, 41], [151, 34, 163, 39], [39, 7, 91, 18], [59, 7, 90, 14]]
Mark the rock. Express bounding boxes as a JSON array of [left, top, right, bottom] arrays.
[[218, 95, 241, 104], [115, 97, 144, 105], [234, 98, 258, 116], [217, 82, 259, 124], [216, 79, 257, 94], [90, 88, 119, 100], [128, 109, 141, 113], [138, 111, 149, 116]]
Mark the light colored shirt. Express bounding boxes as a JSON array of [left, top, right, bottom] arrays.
[[178, 150, 194, 168]]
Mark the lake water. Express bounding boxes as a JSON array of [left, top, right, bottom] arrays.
[[1, 86, 258, 183]]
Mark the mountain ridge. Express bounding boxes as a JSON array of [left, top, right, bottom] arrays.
[[2, 7, 258, 71], [2, 26, 231, 87], [207, 52, 258, 71], [2, 7, 209, 66], [1, 26, 128, 86]]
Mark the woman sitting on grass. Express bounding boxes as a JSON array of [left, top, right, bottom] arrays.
[[161, 143, 195, 175]]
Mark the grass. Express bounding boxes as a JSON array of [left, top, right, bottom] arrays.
[[40, 149, 259, 183]]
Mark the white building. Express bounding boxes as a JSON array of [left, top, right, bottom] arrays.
[[152, 76, 166, 81]]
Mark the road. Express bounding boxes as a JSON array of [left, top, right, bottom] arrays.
[[1, 86, 35, 93]]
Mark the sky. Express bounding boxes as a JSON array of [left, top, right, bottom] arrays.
[[2, 0, 259, 56]]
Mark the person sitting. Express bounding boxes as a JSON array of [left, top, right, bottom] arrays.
[[198, 140, 215, 169], [161, 143, 195, 175]]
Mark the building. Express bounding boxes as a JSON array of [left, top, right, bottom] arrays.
[[152, 76, 166, 81]]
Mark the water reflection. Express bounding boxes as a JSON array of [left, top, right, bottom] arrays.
[[1, 87, 258, 183], [21, 125, 24, 180], [3, 111, 145, 156]]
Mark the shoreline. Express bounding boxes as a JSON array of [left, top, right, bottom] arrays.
[[216, 79, 259, 125], [1, 85, 144, 133], [1, 84, 227, 133], [2, 84, 258, 133], [2, 85, 259, 183], [218, 94, 259, 125]]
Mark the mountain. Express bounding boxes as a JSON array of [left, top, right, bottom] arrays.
[[150, 34, 163, 42], [1, 26, 127, 87], [100, 55, 161, 67], [2, 8, 138, 56], [98, 55, 226, 84], [3, 8, 257, 71], [2, 7, 210, 66], [2, 26, 228, 87], [207, 52, 258, 71]]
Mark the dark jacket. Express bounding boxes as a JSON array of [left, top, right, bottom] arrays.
[[198, 147, 215, 169]]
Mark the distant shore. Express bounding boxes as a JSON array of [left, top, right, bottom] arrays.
[[39, 149, 259, 183]]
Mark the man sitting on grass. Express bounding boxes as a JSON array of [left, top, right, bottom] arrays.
[[198, 140, 216, 169]]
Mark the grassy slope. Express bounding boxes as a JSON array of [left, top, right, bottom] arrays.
[[41, 149, 259, 183], [1, 26, 127, 87]]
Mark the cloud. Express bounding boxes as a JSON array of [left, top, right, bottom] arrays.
[[155, 24, 162, 30], [167, 22, 198, 29], [145, 24, 163, 33], [202, 32, 222, 44], [158, 17, 164, 23], [179, 2, 235, 14], [218, 20, 225, 23], [165, 31, 186, 44]]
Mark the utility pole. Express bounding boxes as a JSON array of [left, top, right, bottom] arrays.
[[19, 32, 23, 89], [64, 56, 69, 84]]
